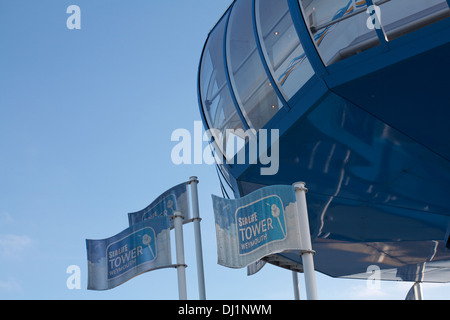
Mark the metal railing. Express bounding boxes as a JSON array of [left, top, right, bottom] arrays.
[[311, 0, 391, 33]]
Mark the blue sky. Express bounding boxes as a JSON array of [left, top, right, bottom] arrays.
[[1, 0, 449, 300]]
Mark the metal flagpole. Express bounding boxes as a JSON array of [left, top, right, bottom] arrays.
[[292, 271, 300, 300], [405, 281, 424, 300], [188, 176, 207, 300], [293, 182, 318, 300], [414, 282, 424, 300], [173, 210, 188, 300]]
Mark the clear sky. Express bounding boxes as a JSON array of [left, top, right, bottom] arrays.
[[1, 0, 449, 300]]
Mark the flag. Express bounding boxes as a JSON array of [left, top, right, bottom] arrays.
[[86, 216, 172, 290], [247, 260, 266, 276], [212, 185, 302, 269], [128, 182, 190, 227]]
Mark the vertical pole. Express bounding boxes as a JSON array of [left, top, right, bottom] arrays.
[[406, 281, 424, 300], [293, 182, 318, 300], [189, 176, 207, 300], [292, 271, 300, 300], [173, 211, 187, 300], [414, 282, 424, 300]]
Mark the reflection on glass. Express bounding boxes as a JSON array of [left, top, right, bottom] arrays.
[[226, 0, 281, 130], [199, 12, 246, 158], [256, 0, 314, 100], [379, 0, 450, 41], [299, 0, 380, 65]]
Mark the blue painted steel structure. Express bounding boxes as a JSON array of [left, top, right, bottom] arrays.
[[198, 0, 450, 282]]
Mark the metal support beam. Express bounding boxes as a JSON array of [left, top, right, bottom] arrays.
[[173, 211, 187, 300], [294, 182, 318, 300]]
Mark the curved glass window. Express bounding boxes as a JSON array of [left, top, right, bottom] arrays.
[[199, 12, 246, 158], [299, 0, 380, 65], [299, 0, 450, 65], [256, 0, 314, 100], [226, 0, 282, 130], [379, 0, 450, 41]]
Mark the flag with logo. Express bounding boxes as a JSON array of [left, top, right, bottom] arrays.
[[128, 182, 190, 227], [212, 185, 302, 269], [86, 216, 172, 290]]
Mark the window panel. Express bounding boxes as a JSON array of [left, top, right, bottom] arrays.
[[199, 12, 246, 159], [256, 0, 315, 100], [226, 0, 282, 130], [299, 0, 380, 65], [379, 0, 450, 41]]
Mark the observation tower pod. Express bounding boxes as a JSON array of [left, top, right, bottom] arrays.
[[198, 0, 450, 283]]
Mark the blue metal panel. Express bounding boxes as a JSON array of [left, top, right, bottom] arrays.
[[233, 91, 450, 281], [328, 22, 450, 162]]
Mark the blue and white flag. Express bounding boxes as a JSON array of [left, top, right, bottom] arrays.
[[86, 217, 172, 290], [128, 182, 190, 227], [212, 185, 302, 269]]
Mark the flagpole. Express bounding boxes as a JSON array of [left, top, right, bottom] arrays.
[[414, 282, 424, 300], [293, 182, 318, 300], [173, 210, 188, 300], [292, 271, 300, 300], [188, 176, 206, 300]]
